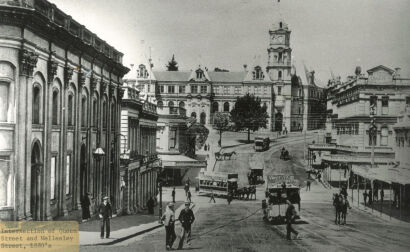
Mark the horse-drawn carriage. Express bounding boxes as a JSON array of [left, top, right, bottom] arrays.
[[248, 168, 264, 185], [263, 174, 301, 224], [215, 151, 237, 161]]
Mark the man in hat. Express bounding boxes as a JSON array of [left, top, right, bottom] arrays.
[[161, 202, 176, 250], [285, 199, 299, 240], [178, 201, 195, 249], [98, 196, 112, 239]]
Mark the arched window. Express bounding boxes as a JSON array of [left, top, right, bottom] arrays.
[[102, 98, 107, 128], [67, 93, 74, 126], [81, 96, 87, 127], [168, 101, 174, 107], [191, 112, 197, 119], [32, 86, 41, 124], [224, 102, 230, 112], [0, 82, 9, 122], [200, 112, 206, 125], [157, 101, 163, 109], [212, 102, 218, 113], [93, 97, 98, 127], [278, 71, 282, 80], [179, 101, 185, 108], [111, 100, 116, 130], [52, 89, 59, 125]]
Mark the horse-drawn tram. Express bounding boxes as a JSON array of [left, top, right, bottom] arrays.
[[264, 174, 301, 223], [254, 137, 270, 152], [197, 172, 238, 197]]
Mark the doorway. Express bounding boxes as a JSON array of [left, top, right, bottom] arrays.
[[31, 141, 43, 220], [275, 112, 283, 132]]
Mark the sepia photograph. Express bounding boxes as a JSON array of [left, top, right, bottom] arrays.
[[0, 0, 409, 251]]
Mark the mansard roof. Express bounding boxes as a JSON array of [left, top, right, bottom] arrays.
[[208, 72, 247, 83], [153, 71, 191, 82]]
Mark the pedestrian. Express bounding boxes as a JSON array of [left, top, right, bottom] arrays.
[[306, 180, 311, 191], [178, 201, 195, 249], [227, 192, 233, 205], [262, 199, 268, 220], [380, 189, 384, 203], [317, 172, 322, 183], [172, 187, 176, 203], [207, 143, 210, 151], [368, 189, 373, 206], [161, 202, 176, 250], [98, 196, 112, 239], [285, 199, 299, 240], [81, 192, 91, 220], [147, 196, 155, 214], [184, 183, 189, 196], [187, 190, 192, 203], [209, 189, 216, 203], [363, 190, 368, 206]]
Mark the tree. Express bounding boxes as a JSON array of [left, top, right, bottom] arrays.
[[185, 122, 209, 158], [166, 54, 178, 71], [213, 112, 230, 147], [230, 94, 269, 143], [214, 67, 229, 72]]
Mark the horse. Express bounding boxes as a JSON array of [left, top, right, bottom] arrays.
[[223, 151, 237, 160], [333, 194, 350, 225], [215, 152, 222, 160]]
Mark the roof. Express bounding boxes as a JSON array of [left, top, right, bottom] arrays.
[[153, 71, 191, 82], [208, 72, 246, 83], [366, 65, 395, 74]]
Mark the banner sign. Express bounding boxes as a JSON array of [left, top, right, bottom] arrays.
[[267, 175, 295, 186]]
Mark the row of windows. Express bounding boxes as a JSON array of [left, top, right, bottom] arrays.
[[336, 123, 359, 135], [32, 85, 116, 128], [396, 135, 410, 148], [158, 85, 207, 94], [156, 84, 273, 96]]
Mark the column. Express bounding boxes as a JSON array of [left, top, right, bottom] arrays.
[[76, 70, 86, 210], [17, 49, 38, 220]]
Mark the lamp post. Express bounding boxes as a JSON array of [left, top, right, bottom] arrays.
[[157, 159, 163, 223]]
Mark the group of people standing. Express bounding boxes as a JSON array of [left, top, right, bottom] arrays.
[[162, 201, 196, 250], [363, 187, 384, 206]]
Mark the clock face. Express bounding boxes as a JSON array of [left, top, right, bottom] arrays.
[[272, 35, 285, 44]]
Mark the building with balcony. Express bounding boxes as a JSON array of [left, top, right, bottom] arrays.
[[0, 0, 129, 221], [129, 19, 325, 133], [119, 83, 159, 214], [308, 65, 410, 186]]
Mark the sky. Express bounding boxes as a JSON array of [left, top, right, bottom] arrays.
[[49, 0, 410, 86]]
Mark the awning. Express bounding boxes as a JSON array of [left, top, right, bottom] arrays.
[[352, 165, 391, 183], [159, 154, 207, 169], [389, 165, 410, 185]]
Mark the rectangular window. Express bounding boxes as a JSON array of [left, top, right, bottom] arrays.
[[234, 86, 240, 94], [66, 155, 70, 194], [223, 86, 228, 94], [0, 82, 9, 122], [0, 156, 10, 206], [50, 157, 56, 199], [214, 86, 219, 94], [147, 84, 151, 92], [381, 127, 388, 146], [370, 96, 377, 115], [159, 85, 164, 93], [191, 85, 198, 94], [277, 86, 282, 96], [382, 96, 389, 115], [406, 97, 410, 107], [169, 128, 177, 149], [200, 85, 207, 94], [179, 85, 185, 93], [264, 86, 268, 94], [168, 85, 175, 94]]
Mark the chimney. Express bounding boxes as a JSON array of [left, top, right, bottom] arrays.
[[394, 67, 401, 78], [355, 66, 362, 76], [243, 64, 248, 72]]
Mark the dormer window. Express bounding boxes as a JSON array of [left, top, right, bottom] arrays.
[[138, 64, 149, 78], [196, 69, 204, 79], [252, 66, 264, 80]]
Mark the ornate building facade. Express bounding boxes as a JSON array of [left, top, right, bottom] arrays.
[[119, 81, 160, 214], [0, 0, 128, 221], [130, 20, 325, 133]]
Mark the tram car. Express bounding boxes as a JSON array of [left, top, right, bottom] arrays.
[[197, 172, 238, 197]]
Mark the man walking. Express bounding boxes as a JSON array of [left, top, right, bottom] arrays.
[[306, 180, 311, 191], [178, 202, 195, 249], [285, 199, 299, 240], [363, 190, 368, 206], [161, 203, 176, 250], [209, 189, 216, 203], [187, 190, 192, 203], [380, 189, 384, 203], [98, 196, 112, 239], [147, 196, 155, 214], [172, 187, 176, 203]]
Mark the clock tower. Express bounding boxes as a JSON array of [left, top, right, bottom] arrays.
[[266, 20, 292, 82]]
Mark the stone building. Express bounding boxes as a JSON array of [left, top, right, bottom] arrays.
[[131, 19, 325, 133], [308, 65, 410, 185], [119, 82, 159, 214], [0, 0, 128, 221]]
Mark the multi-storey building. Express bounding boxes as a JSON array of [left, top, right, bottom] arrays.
[[308, 65, 410, 185], [119, 83, 160, 214], [131, 19, 325, 133], [0, 0, 129, 221]]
